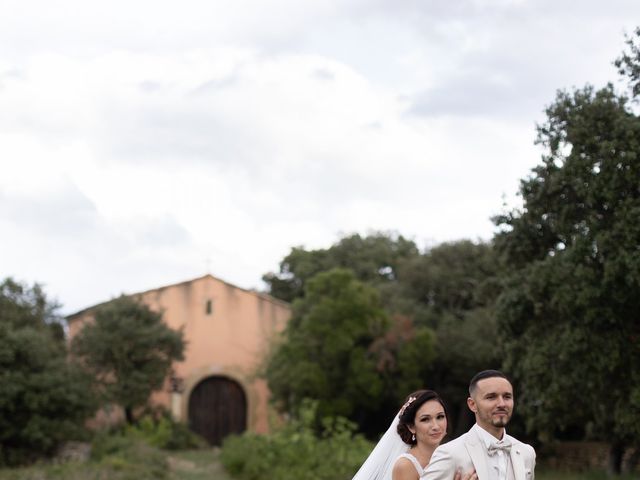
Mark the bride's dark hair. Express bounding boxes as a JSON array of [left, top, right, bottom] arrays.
[[396, 389, 448, 445]]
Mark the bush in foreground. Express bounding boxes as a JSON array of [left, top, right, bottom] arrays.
[[220, 401, 373, 480], [123, 413, 208, 450]]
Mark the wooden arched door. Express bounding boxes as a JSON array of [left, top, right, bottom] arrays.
[[188, 376, 247, 446]]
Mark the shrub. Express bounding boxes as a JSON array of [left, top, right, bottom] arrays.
[[220, 400, 373, 480], [91, 432, 169, 479], [124, 414, 208, 450]]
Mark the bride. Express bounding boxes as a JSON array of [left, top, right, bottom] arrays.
[[352, 390, 477, 480]]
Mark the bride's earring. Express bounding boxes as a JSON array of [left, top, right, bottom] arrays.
[[412, 433, 416, 442]]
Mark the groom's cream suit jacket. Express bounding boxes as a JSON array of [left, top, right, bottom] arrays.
[[423, 424, 535, 480]]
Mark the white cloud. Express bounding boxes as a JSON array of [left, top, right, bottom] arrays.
[[0, 0, 638, 313]]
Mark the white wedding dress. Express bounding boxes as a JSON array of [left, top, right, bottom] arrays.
[[351, 414, 411, 480], [396, 453, 425, 476]]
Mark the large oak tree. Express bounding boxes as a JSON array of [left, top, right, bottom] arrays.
[[494, 31, 640, 474]]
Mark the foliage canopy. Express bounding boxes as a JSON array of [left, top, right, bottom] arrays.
[[263, 232, 419, 303]]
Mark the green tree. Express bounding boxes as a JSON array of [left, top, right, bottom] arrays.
[[395, 240, 500, 324], [393, 241, 503, 435], [0, 278, 95, 465], [615, 26, 640, 97], [265, 269, 434, 437], [494, 33, 640, 474], [264, 236, 502, 437], [263, 232, 419, 302], [71, 295, 185, 424]]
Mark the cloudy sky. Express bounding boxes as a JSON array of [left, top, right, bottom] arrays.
[[1, 0, 638, 314]]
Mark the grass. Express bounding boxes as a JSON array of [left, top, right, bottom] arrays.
[[0, 451, 635, 480], [0, 448, 233, 480], [167, 449, 234, 480], [536, 468, 638, 480]]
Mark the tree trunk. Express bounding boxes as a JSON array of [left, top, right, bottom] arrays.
[[607, 440, 626, 476], [125, 406, 134, 425], [623, 446, 639, 474]]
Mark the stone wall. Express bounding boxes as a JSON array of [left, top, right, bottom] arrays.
[[542, 441, 639, 473]]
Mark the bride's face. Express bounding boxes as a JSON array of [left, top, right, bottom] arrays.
[[411, 399, 447, 448]]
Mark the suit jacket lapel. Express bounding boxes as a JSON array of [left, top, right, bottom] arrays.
[[465, 430, 489, 480], [509, 442, 526, 480]]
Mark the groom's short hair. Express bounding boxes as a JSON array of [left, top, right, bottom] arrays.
[[469, 370, 510, 395]]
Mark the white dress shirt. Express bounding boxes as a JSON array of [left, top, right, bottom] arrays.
[[472, 424, 512, 480]]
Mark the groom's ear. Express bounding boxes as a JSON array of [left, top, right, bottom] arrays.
[[467, 396, 477, 413]]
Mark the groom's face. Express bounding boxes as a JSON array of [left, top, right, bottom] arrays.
[[468, 377, 514, 432]]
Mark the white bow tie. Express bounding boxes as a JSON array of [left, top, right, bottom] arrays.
[[488, 440, 512, 456]]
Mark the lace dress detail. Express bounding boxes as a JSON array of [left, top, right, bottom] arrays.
[[396, 452, 425, 476]]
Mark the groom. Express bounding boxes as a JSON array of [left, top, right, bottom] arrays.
[[423, 370, 536, 480]]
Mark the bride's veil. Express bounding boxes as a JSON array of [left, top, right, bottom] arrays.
[[351, 413, 408, 480]]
